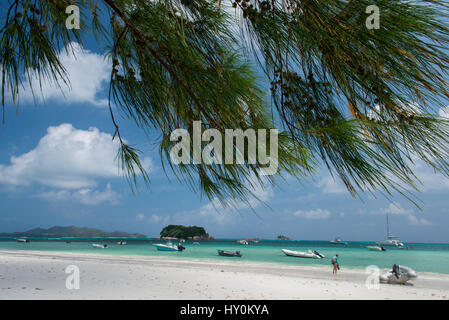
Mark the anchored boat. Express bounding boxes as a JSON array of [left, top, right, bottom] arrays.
[[367, 246, 386, 251], [92, 244, 108, 248], [282, 249, 325, 259], [376, 213, 405, 247], [153, 242, 185, 251], [329, 237, 347, 245], [217, 249, 242, 257]]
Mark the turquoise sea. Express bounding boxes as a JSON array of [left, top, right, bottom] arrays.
[[1, 239, 448, 274]]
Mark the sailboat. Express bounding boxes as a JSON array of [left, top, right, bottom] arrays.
[[376, 212, 404, 247]]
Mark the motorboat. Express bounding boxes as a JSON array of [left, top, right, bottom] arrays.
[[153, 242, 185, 252], [329, 237, 347, 245], [193, 242, 200, 245], [237, 240, 249, 245], [16, 238, 30, 243], [117, 241, 127, 245], [217, 249, 242, 257], [367, 246, 386, 251], [92, 244, 108, 248], [379, 265, 418, 284], [282, 249, 325, 259]]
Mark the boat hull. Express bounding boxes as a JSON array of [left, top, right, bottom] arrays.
[[380, 266, 417, 284], [282, 249, 324, 259], [217, 249, 242, 257], [367, 246, 386, 251], [153, 244, 184, 251]]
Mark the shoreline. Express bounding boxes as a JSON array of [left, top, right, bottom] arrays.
[[1, 247, 448, 276], [1, 249, 448, 299]]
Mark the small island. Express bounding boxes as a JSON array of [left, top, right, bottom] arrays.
[[277, 235, 293, 241], [160, 225, 214, 240]]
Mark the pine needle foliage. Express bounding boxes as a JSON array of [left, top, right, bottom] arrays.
[[2, 0, 449, 208]]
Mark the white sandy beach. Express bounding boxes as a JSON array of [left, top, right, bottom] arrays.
[[0, 250, 448, 300]]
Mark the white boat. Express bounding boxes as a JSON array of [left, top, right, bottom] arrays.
[[376, 236, 404, 247], [379, 265, 418, 284], [237, 240, 249, 245], [117, 241, 127, 245], [329, 237, 347, 245], [193, 242, 200, 245], [367, 246, 386, 251], [92, 244, 108, 248], [282, 249, 325, 259], [16, 238, 30, 243], [376, 213, 404, 247], [153, 243, 185, 251]]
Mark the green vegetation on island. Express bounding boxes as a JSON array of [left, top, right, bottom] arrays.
[[0, 226, 147, 238], [160, 225, 211, 240], [277, 235, 292, 241]]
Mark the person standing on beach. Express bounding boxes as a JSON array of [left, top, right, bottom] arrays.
[[332, 254, 340, 274]]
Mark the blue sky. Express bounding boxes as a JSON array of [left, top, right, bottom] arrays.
[[0, 42, 449, 243]]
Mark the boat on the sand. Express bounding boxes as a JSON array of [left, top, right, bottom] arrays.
[[379, 265, 417, 284]]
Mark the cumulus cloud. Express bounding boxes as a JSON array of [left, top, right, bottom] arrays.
[[317, 175, 347, 194], [293, 208, 331, 219], [196, 177, 274, 224], [150, 214, 170, 225], [376, 202, 432, 226], [34, 184, 120, 205], [407, 215, 433, 226], [380, 202, 412, 215], [20, 42, 109, 107], [0, 123, 152, 189]]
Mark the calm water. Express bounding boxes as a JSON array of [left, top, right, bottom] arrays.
[[1, 239, 448, 274]]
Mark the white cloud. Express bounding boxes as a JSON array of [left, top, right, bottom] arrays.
[[150, 214, 170, 225], [34, 184, 120, 205], [195, 177, 274, 224], [20, 42, 109, 107], [317, 175, 347, 194], [408, 215, 433, 226], [0, 123, 152, 189], [136, 214, 145, 221], [376, 202, 432, 226], [380, 202, 411, 215], [293, 208, 331, 219]]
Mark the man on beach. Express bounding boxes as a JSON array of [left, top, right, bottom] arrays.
[[332, 254, 340, 274]]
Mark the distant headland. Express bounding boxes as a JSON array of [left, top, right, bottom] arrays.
[[0, 226, 147, 239]]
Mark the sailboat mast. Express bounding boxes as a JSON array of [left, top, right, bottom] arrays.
[[386, 213, 390, 237]]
